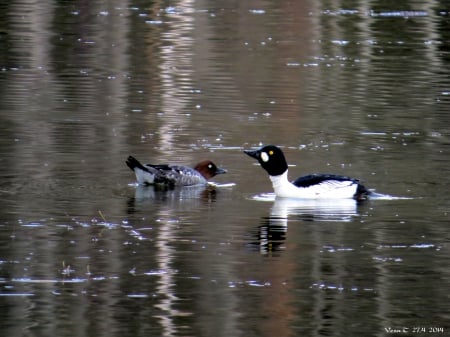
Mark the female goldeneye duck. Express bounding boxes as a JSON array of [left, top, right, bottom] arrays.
[[126, 156, 227, 187], [244, 145, 371, 200]]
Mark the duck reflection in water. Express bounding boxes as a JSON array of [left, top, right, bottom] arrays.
[[126, 184, 220, 215], [251, 196, 360, 255], [133, 183, 218, 200]]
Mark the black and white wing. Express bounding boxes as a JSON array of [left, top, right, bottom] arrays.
[[292, 174, 369, 200]]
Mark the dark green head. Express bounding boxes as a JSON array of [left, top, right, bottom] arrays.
[[244, 145, 288, 176]]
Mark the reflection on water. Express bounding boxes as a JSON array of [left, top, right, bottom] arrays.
[[253, 193, 359, 220], [251, 196, 359, 254], [1, 0, 450, 336], [158, 0, 196, 154], [153, 208, 191, 337], [130, 184, 217, 203], [253, 219, 287, 254]]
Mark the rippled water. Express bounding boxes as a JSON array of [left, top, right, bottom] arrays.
[[1, 1, 449, 336]]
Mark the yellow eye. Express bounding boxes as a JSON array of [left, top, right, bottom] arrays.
[[269, 150, 274, 155]]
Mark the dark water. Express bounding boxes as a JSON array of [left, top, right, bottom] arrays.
[[1, 1, 449, 336]]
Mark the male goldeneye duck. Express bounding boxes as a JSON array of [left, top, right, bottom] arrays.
[[126, 156, 227, 187], [244, 145, 370, 200]]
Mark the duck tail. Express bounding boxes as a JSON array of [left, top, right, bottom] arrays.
[[126, 156, 148, 172], [354, 183, 371, 201]]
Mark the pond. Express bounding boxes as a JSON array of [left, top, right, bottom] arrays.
[[0, 1, 449, 336]]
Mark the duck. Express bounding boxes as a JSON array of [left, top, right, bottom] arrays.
[[244, 145, 371, 200], [126, 156, 227, 187]]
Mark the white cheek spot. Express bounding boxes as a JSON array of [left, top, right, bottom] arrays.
[[260, 152, 269, 162]]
